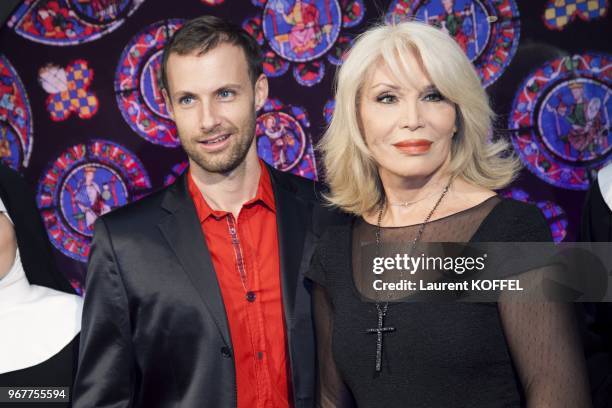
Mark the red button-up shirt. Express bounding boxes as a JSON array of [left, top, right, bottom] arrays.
[[187, 161, 292, 408]]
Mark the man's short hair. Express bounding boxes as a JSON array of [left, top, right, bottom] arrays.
[[160, 15, 263, 93]]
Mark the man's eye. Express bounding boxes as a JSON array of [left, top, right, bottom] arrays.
[[376, 93, 397, 104], [218, 89, 235, 99], [423, 91, 445, 102], [178, 96, 194, 105]]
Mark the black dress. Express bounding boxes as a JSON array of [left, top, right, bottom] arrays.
[[307, 197, 591, 407], [0, 335, 79, 408]]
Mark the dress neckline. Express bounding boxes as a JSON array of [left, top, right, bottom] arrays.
[[360, 195, 500, 229]]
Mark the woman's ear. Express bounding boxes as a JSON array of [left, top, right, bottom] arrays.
[[453, 110, 461, 136]]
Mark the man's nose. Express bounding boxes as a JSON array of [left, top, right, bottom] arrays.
[[199, 101, 222, 132]]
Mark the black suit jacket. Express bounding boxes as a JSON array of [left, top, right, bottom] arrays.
[[73, 166, 342, 408]]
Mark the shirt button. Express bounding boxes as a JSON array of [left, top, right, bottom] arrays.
[[221, 346, 231, 358], [257, 351, 264, 360], [246, 291, 256, 302]]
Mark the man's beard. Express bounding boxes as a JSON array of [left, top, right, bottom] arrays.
[[182, 116, 256, 174]]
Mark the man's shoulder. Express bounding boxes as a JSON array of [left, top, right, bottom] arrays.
[[98, 183, 173, 231], [266, 166, 350, 231], [267, 165, 325, 203]]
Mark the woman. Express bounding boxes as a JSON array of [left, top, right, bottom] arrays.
[[0, 165, 82, 407], [308, 22, 591, 407]]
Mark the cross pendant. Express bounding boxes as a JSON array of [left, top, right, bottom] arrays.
[[366, 303, 396, 372]]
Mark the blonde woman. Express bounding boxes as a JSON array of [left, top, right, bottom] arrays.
[[307, 22, 591, 407]]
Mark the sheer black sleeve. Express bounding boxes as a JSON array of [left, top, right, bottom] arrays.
[[495, 202, 592, 407], [499, 300, 592, 407]]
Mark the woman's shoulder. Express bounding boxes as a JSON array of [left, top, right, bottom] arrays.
[[472, 198, 552, 242]]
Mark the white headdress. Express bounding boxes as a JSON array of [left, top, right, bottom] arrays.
[[0, 196, 82, 374]]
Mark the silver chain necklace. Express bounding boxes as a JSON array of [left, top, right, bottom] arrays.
[[386, 185, 447, 207], [366, 179, 451, 373]]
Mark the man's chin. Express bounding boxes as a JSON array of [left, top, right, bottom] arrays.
[[184, 132, 256, 175], [189, 152, 246, 175]]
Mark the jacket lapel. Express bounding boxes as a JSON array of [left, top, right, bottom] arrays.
[[268, 167, 310, 326], [157, 175, 231, 346]]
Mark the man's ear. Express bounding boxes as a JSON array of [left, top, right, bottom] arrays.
[[162, 88, 174, 119], [254, 74, 268, 112]]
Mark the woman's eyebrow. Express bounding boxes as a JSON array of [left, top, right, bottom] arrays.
[[369, 82, 401, 90]]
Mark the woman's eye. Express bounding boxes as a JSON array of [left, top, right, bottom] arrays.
[[376, 93, 397, 104], [423, 92, 444, 102]]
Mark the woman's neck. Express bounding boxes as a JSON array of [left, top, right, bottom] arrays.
[[371, 159, 453, 227], [381, 176, 453, 227], [365, 174, 497, 227]]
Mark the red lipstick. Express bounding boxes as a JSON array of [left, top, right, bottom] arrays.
[[392, 139, 433, 154]]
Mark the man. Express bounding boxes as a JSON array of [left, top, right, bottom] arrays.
[[74, 16, 339, 408]]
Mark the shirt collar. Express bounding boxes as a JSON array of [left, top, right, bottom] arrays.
[[187, 160, 276, 223]]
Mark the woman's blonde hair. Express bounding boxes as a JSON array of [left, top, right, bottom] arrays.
[[319, 21, 520, 216]]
